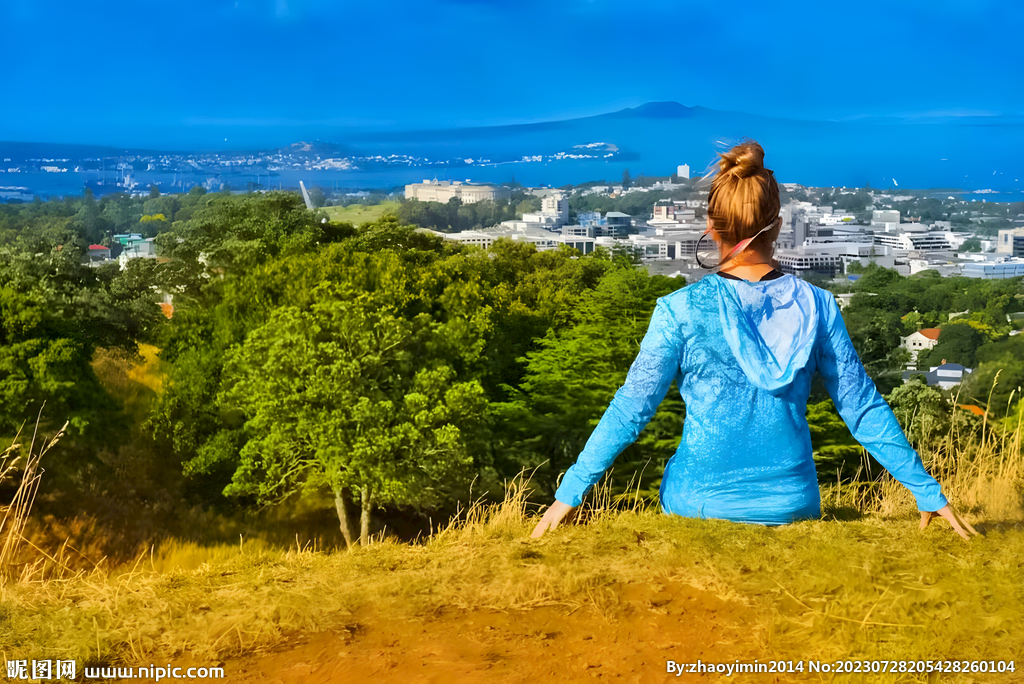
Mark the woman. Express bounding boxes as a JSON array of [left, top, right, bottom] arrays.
[[531, 141, 976, 540]]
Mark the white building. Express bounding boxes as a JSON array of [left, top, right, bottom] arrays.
[[424, 225, 595, 255], [962, 260, 1024, 279], [506, 192, 570, 231], [799, 241, 898, 271], [541, 194, 569, 223], [676, 164, 690, 179], [650, 200, 697, 224], [627, 234, 671, 260], [901, 328, 941, 364], [430, 230, 495, 249], [996, 227, 1024, 255], [872, 231, 952, 252], [118, 237, 157, 269], [872, 209, 900, 228], [774, 249, 841, 278], [835, 293, 857, 311], [405, 179, 510, 204], [85, 244, 112, 265], [818, 213, 856, 225], [907, 259, 959, 277], [902, 363, 972, 390], [562, 224, 595, 238]]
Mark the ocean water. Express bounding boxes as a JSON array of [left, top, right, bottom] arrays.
[[5, 164, 1022, 203], [4, 107, 1024, 201]]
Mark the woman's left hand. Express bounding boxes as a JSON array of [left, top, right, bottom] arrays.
[[530, 500, 576, 538], [919, 504, 980, 541]]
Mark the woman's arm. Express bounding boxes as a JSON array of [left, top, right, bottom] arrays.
[[814, 294, 949, 512], [552, 298, 684, 508]]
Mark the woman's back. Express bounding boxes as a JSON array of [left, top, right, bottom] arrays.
[[534, 140, 971, 541], [554, 270, 947, 526], [659, 272, 821, 524]]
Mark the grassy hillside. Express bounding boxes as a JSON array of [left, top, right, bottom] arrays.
[[5, 482, 1022, 683], [322, 202, 401, 226], [5, 350, 1023, 682]]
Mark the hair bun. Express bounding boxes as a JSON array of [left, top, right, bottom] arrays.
[[719, 141, 765, 178]]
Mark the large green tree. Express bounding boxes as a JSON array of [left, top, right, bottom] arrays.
[[0, 245, 161, 436], [220, 294, 487, 547]]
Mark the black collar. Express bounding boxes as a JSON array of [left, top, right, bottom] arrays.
[[715, 268, 786, 282]]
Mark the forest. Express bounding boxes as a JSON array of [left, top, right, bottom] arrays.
[[2, 189, 1022, 557]]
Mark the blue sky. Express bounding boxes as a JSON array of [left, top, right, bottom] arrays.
[[2, 0, 1022, 149]]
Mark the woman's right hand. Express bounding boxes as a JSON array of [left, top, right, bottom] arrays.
[[530, 500, 576, 539], [920, 505, 979, 541]]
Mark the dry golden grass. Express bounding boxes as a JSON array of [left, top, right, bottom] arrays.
[[821, 382, 1024, 522], [91, 344, 162, 419], [0, 414, 68, 586], [3, 470, 1022, 683], [3, 382, 1022, 682]]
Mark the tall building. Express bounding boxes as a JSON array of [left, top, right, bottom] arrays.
[[602, 212, 635, 238], [871, 209, 901, 233], [676, 164, 690, 180], [872, 210, 900, 224], [505, 191, 571, 231], [996, 227, 1024, 256], [651, 200, 698, 224], [540, 194, 569, 225], [405, 179, 511, 204], [794, 219, 808, 247]]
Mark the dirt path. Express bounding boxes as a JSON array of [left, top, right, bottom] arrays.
[[226, 580, 779, 684]]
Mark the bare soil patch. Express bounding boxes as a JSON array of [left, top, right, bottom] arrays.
[[227, 579, 763, 684]]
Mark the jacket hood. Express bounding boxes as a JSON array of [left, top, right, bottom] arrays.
[[707, 274, 819, 393]]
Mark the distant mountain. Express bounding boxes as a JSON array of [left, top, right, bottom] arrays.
[[4, 102, 1023, 191], [599, 101, 699, 119], [325, 101, 1024, 189]]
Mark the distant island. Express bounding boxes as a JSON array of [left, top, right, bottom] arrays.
[[2, 101, 1023, 200]]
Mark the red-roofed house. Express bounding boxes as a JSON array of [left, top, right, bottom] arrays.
[[902, 327, 941, 364], [86, 244, 112, 265]]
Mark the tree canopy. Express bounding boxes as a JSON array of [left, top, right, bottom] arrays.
[[3, 188, 1021, 549]]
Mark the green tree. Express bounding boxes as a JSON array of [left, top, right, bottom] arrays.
[[964, 335, 1024, 417], [218, 285, 487, 547], [621, 169, 632, 189], [0, 246, 162, 436], [495, 267, 685, 499], [960, 237, 982, 253], [917, 322, 986, 368], [805, 399, 860, 480], [885, 376, 951, 450], [152, 225, 490, 526], [154, 192, 324, 283]]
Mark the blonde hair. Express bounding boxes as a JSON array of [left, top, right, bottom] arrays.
[[707, 141, 781, 253]]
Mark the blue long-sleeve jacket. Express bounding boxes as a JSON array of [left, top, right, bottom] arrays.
[[554, 273, 948, 525]]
